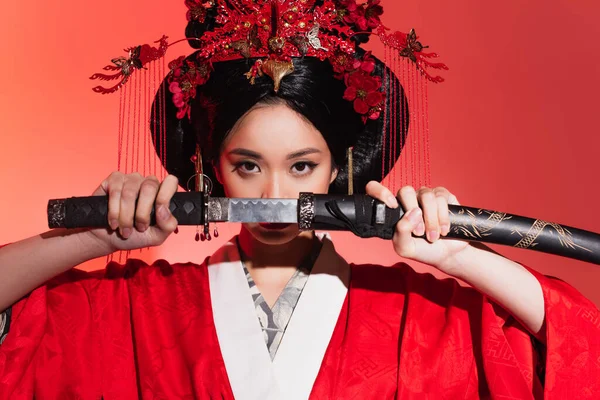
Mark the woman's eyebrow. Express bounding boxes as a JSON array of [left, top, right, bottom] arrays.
[[286, 148, 321, 159], [228, 148, 263, 159]]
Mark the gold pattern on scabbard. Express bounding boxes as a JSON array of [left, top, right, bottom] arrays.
[[449, 208, 511, 239], [514, 219, 592, 252], [450, 207, 592, 253]]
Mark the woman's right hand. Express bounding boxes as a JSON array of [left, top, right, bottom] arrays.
[[0, 171, 179, 311], [85, 172, 179, 253]]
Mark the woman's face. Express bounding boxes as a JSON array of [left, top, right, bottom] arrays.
[[217, 103, 338, 245]]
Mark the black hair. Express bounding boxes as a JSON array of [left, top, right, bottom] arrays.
[[192, 56, 362, 185], [152, 9, 407, 196], [153, 53, 407, 196]]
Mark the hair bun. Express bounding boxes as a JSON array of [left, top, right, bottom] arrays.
[[185, 6, 218, 49]]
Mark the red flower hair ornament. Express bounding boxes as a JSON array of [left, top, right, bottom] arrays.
[[91, 0, 447, 124], [342, 52, 384, 122]]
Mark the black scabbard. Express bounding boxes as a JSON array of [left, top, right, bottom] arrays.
[[305, 194, 600, 265]]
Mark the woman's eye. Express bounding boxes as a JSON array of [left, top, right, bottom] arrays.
[[234, 161, 260, 174], [291, 162, 317, 175]]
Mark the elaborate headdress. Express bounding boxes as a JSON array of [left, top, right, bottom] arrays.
[[91, 0, 446, 197]]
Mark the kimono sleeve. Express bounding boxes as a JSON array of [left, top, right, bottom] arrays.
[[525, 266, 600, 398], [392, 262, 600, 399], [471, 264, 600, 399], [0, 265, 104, 400]]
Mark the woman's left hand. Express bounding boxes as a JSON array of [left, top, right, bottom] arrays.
[[366, 181, 470, 276], [366, 182, 547, 337]]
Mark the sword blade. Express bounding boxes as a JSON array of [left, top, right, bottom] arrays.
[[208, 197, 298, 223]]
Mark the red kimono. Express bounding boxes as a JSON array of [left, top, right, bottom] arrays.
[[0, 235, 599, 399]]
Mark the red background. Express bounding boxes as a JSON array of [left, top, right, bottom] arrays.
[[1, 1, 599, 306]]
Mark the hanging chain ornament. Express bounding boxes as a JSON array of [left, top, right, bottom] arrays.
[[188, 144, 215, 241]]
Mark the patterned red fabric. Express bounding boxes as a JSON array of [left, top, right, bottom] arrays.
[[1, 257, 598, 399]]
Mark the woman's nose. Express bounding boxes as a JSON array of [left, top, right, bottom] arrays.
[[262, 177, 281, 199], [261, 174, 294, 199]]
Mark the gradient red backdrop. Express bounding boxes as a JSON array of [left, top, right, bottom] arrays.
[[1, 0, 599, 306]]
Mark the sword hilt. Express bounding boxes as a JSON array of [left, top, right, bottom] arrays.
[[47, 192, 210, 229]]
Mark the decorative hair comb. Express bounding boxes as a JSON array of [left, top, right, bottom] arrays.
[[91, 0, 447, 123]]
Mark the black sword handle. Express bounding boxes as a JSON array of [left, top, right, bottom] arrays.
[[309, 194, 600, 265], [47, 192, 209, 229]]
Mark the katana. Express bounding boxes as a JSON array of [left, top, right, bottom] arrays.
[[47, 192, 600, 265]]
